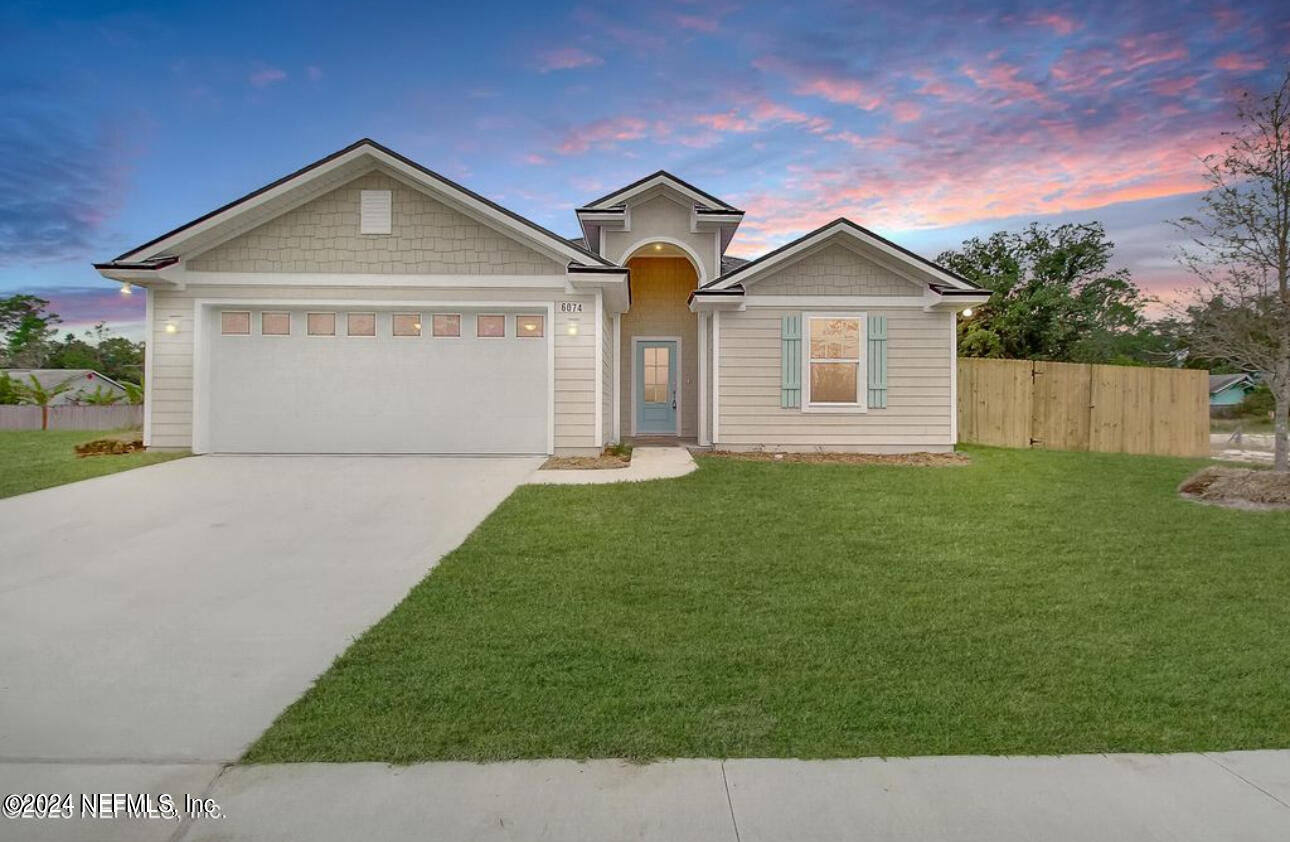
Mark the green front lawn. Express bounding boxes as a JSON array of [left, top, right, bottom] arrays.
[[0, 430, 187, 499], [246, 447, 1290, 763]]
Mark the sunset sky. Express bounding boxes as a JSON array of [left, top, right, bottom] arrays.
[[1, 0, 1286, 337]]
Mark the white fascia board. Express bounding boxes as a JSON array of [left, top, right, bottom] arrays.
[[744, 295, 933, 308], [160, 267, 569, 289], [588, 175, 724, 212], [94, 266, 184, 287], [714, 222, 976, 292], [923, 292, 992, 312], [566, 271, 629, 314], [689, 295, 746, 313], [123, 145, 606, 268]]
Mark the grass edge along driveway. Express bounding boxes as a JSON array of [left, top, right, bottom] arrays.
[[0, 430, 187, 499], [246, 446, 1290, 763]]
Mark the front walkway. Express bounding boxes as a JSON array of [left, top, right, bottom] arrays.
[[527, 445, 697, 485], [8, 750, 1282, 841]]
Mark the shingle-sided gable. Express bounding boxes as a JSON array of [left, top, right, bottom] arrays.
[[187, 170, 564, 275], [750, 242, 924, 296]]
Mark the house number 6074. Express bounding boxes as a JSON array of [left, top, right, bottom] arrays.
[[559, 302, 584, 313]]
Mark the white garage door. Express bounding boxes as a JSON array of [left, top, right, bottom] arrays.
[[203, 307, 549, 454]]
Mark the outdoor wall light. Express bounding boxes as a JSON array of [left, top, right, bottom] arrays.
[[164, 322, 179, 334], [119, 282, 133, 295], [567, 321, 579, 336], [962, 308, 974, 318]]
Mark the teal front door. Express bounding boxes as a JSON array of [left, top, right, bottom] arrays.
[[635, 340, 678, 435]]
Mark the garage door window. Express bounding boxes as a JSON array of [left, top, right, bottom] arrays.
[[307, 313, 336, 336], [347, 313, 376, 337], [261, 312, 291, 336], [432, 314, 460, 337], [221, 311, 251, 335], [392, 313, 421, 337], [477, 314, 506, 338], [517, 314, 544, 338]]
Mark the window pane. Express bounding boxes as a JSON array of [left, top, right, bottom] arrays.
[[810, 362, 858, 403], [392, 313, 421, 337], [517, 314, 544, 337], [810, 318, 860, 360], [261, 312, 290, 336], [347, 312, 376, 337], [432, 314, 460, 337], [307, 312, 335, 336], [477, 314, 506, 337], [221, 311, 250, 335]]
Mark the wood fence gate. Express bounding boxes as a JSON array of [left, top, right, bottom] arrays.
[[957, 358, 1209, 458]]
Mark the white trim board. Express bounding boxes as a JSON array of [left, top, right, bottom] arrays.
[[629, 335, 683, 437]]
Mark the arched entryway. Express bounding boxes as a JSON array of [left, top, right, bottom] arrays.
[[619, 242, 702, 439]]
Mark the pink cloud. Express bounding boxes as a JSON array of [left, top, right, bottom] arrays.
[[890, 102, 922, 123], [536, 47, 603, 73], [694, 99, 831, 136], [1214, 53, 1267, 72], [1027, 12, 1080, 35], [960, 62, 1052, 107], [522, 153, 549, 165], [795, 76, 884, 110], [557, 116, 650, 154], [1150, 75, 1198, 96], [306, 65, 324, 82], [1117, 34, 1188, 71], [248, 66, 287, 88], [675, 14, 719, 32]]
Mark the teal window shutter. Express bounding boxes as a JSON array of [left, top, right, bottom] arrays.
[[867, 314, 888, 408], [781, 314, 801, 408]]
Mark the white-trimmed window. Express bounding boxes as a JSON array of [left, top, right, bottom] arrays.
[[307, 312, 336, 336], [803, 314, 865, 411], [477, 314, 506, 338], [221, 311, 251, 335], [432, 314, 460, 337], [516, 314, 544, 338], [261, 312, 291, 336], [392, 313, 421, 337], [347, 312, 376, 337]]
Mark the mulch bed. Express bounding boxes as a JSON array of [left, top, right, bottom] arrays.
[[1179, 466, 1290, 510], [703, 450, 971, 466], [75, 437, 145, 457], [540, 449, 632, 471]]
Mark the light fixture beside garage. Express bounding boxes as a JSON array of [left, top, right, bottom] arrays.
[[164, 321, 178, 334], [566, 320, 579, 336]]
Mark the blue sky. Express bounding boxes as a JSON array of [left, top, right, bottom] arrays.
[[1, 0, 1286, 336]]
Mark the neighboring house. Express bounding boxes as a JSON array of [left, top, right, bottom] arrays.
[[2, 369, 129, 405], [94, 139, 989, 455], [1209, 373, 1258, 408]]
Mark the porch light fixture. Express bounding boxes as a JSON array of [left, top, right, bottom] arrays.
[[164, 321, 178, 334], [567, 321, 579, 336], [654, 243, 663, 251], [119, 282, 133, 295], [961, 308, 974, 318]]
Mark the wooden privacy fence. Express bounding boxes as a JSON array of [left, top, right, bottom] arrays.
[[957, 358, 1209, 458], [0, 405, 143, 431]]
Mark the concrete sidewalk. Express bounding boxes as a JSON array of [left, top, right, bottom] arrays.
[[7, 750, 1286, 841]]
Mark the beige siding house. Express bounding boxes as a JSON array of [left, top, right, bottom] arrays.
[[96, 139, 988, 456]]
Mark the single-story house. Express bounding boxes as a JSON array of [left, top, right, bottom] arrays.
[[2, 369, 130, 405], [1209, 373, 1258, 408], [94, 139, 989, 455]]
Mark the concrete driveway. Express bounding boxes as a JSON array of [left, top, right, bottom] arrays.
[[0, 454, 540, 765]]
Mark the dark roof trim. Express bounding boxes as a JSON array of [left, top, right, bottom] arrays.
[[567, 264, 629, 274], [928, 284, 991, 296], [114, 139, 612, 266], [573, 205, 626, 215], [694, 207, 744, 216], [583, 170, 741, 212], [702, 217, 979, 290], [691, 285, 745, 295], [92, 256, 181, 271]]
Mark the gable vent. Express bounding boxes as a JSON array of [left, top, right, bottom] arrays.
[[359, 190, 392, 234]]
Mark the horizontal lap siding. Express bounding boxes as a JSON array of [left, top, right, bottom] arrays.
[[717, 307, 954, 448], [149, 286, 595, 451]]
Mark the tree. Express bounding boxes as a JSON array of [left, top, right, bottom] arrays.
[[14, 374, 74, 430], [937, 222, 1148, 363], [0, 294, 61, 368], [1174, 69, 1290, 471], [73, 385, 123, 406], [44, 321, 144, 384], [0, 372, 19, 405]]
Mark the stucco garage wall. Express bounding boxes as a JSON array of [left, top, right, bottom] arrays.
[[147, 285, 596, 453], [715, 306, 955, 452]]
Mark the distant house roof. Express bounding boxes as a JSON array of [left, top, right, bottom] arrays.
[[2, 369, 129, 405], [1208, 373, 1256, 396]]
